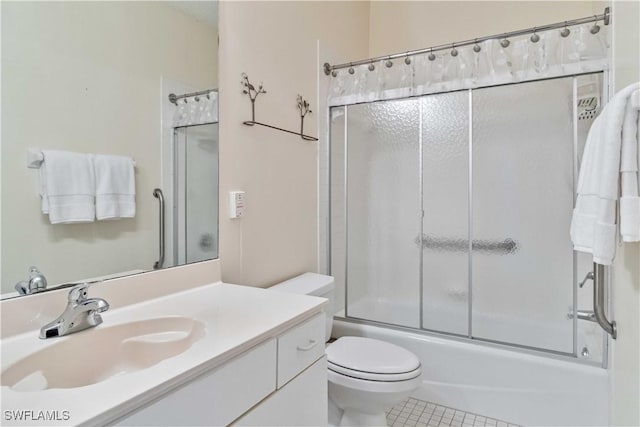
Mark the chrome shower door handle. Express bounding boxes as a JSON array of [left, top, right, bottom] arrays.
[[153, 188, 165, 269]]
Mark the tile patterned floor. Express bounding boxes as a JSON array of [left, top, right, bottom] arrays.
[[386, 398, 520, 427]]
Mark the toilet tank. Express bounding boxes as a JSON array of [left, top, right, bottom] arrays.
[[270, 273, 335, 341]]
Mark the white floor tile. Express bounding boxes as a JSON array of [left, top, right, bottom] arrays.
[[386, 398, 519, 427]]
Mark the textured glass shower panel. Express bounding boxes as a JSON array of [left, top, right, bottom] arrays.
[[472, 78, 574, 353], [175, 123, 219, 265], [421, 92, 469, 335], [330, 106, 347, 315], [346, 99, 421, 328]]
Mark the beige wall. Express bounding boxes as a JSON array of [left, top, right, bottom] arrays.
[[218, 1, 369, 286], [0, 2, 217, 292], [217, 1, 609, 290], [610, 1, 640, 425], [369, 1, 598, 57]]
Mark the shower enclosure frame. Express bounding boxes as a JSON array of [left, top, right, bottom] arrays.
[[326, 70, 611, 368], [172, 122, 220, 267]]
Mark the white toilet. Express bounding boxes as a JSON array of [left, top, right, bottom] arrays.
[[271, 273, 422, 427]]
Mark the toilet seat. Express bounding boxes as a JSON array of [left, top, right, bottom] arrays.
[[326, 336, 421, 382], [328, 361, 421, 382], [328, 368, 422, 394]]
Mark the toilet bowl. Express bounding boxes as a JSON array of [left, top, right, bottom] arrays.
[[270, 273, 422, 427], [326, 336, 422, 426]]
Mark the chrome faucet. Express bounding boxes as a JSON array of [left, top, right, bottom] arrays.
[[15, 266, 48, 295], [39, 283, 109, 339]]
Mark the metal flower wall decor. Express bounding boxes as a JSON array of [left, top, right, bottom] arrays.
[[297, 95, 312, 137], [241, 72, 266, 121]]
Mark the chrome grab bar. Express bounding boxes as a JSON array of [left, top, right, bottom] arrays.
[[153, 188, 165, 269], [415, 234, 518, 254], [593, 263, 616, 339], [577, 264, 617, 338], [567, 266, 616, 339]]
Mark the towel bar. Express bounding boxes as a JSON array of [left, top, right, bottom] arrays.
[[27, 149, 136, 169]]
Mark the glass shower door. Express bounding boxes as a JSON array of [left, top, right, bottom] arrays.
[[345, 99, 421, 328], [421, 91, 470, 336], [174, 123, 219, 265], [471, 78, 575, 352], [332, 72, 605, 362]]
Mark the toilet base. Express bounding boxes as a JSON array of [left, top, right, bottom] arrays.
[[339, 407, 388, 427], [329, 396, 389, 427], [328, 372, 420, 427], [328, 397, 343, 427]]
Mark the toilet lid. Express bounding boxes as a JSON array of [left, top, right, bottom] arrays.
[[327, 361, 421, 382], [326, 337, 421, 375]]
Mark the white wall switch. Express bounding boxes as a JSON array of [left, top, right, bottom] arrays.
[[229, 191, 245, 219]]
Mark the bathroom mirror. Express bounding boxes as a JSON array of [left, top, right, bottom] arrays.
[[0, 1, 219, 298]]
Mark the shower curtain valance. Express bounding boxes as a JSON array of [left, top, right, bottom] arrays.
[[327, 23, 609, 106], [172, 90, 218, 127]]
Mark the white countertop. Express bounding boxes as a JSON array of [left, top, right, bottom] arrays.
[[1, 282, 326, 426]]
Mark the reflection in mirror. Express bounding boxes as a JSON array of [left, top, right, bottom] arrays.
[[173, 123, 219, 265], [1, 1, 219, 298]]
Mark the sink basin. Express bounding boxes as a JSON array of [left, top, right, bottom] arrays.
[[1, 316, 205, 392]]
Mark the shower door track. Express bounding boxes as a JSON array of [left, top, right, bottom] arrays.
[[334, 314, 605, 368]]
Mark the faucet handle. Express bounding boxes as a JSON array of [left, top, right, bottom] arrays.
[[15, 280, 29, 295], [67, 281, 101, 303], [68, 284, 89, 303]]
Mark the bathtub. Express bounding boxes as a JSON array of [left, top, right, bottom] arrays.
[[332, 317, 608, 426]]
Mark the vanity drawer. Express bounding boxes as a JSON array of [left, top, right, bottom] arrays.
[[277, 313, 325, 388]]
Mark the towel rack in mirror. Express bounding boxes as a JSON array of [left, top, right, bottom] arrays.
[[27, 148, 136, 169]]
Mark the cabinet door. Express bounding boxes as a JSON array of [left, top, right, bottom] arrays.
[[233, 357, 328, 427], [114, 339, 276, 426]]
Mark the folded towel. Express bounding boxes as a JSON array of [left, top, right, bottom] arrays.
[[40, 150, 95, 224], [570, 82, 640, 265], [620, 196, 640, 241], [93, 154, 135, 220], [620, 89, 640, 242]]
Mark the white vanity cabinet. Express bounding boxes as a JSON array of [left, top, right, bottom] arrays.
[[232, 357, 327, 427], [113, 313, 327, 427]]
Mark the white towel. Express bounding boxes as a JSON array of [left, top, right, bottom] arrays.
[[571, 82, 640, 265], [93, 154, 136, 220], [620, 88, 640, 242], [39, 150, 95, 224]]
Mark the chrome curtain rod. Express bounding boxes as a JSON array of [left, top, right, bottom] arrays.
[[169, 88, 218, 105], [324, 7, 610, 75]]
